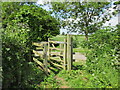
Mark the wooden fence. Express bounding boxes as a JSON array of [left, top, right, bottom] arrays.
[[32, 34, 73, 75]]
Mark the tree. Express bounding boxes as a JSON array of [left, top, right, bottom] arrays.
[[2, 2, 60, 42], [62, 32, 65, 35], [50, 1, 115, 40], [2, 2, 60, 88]]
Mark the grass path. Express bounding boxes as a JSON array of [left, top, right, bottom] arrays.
[[38, 35, 89, 88], [54, 76, 70, 88]]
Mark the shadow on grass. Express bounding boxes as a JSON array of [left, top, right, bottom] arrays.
[[72, 64, 85, 70]]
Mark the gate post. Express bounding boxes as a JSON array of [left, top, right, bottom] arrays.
[[60, 43, 63, 55], [48, 38, 50, 60], [43, 43, 48, 75], [67, 34, 73, 70], [63, 38, 67, 70]]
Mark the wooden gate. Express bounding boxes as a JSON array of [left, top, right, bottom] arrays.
[[32, 34, 73, 75]]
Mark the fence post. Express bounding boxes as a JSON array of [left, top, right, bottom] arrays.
[[67, 34, 72, 70], [63, 38, 67, 70], [43, 43, 48, 75], [60, 44, 63, 55], [48, 38, 50, 60], [71, 36, 73, 69]]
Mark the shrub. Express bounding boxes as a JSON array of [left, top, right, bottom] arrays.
[[81, 27, 119, 88], [2, 2, 60, 88]]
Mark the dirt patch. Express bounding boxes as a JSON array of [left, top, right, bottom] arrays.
[[73, 52, 87, 62]]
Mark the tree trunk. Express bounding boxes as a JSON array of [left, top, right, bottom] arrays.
[[85, 30, 88, 41]]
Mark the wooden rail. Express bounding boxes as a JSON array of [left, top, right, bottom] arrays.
[[49, 40, 66, 44], [51, 62, 63, 68], [50, 52, 63, 56], [33, 50, 43, 58], [49, 47, 64, 51], [33, 57, 50, 74], [50, 57, 63, 62], [32, 42, 43, 47], [32, 34, 73, 75]]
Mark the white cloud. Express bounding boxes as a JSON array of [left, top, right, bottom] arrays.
[[37, 0, 52, 5], [104, 14, 118, 26], [37, 0, 44, 5]]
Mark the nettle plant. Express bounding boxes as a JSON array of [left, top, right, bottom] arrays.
[[81, 27, 119, 88]]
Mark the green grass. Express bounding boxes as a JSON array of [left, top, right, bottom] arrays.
[[73, 60, 86, 66], [57, 70, 93, 88], [73, 47, 90, 55], [51, 35, 90, 54], [51, 35, 85, 42], [37, 34, 118, 88], [50, 35, 66, 41], [56, 69, 115, 88], [72, 35, 85, 42], [36, 73, 59, 88]]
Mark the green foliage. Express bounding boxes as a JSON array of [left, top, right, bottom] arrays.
[[2, 2, 60, 42], [114, 1, 120, 5], [73, 47, 90, 55], [29, 27, 119, 88], [2, 2, 119, 89], [2, 30, 45, 88], [2, 2, 60, 88], [39, 73, 59, 88], [51, 2, 115, 40], [57, 70, 92, 88], [81, 27, 119, 88], [61, 32, 65, 35], [57, 68, 118, 88], [51, 35, 85, 48], [72, 35, 85, 48]]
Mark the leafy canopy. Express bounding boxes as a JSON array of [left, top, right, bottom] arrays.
[[50, 2, 116, 40], [2, 2, 60, 88]]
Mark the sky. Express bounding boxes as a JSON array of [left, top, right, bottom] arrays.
[[103, 0, 118, 26], [36, 0, 119, 34]]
